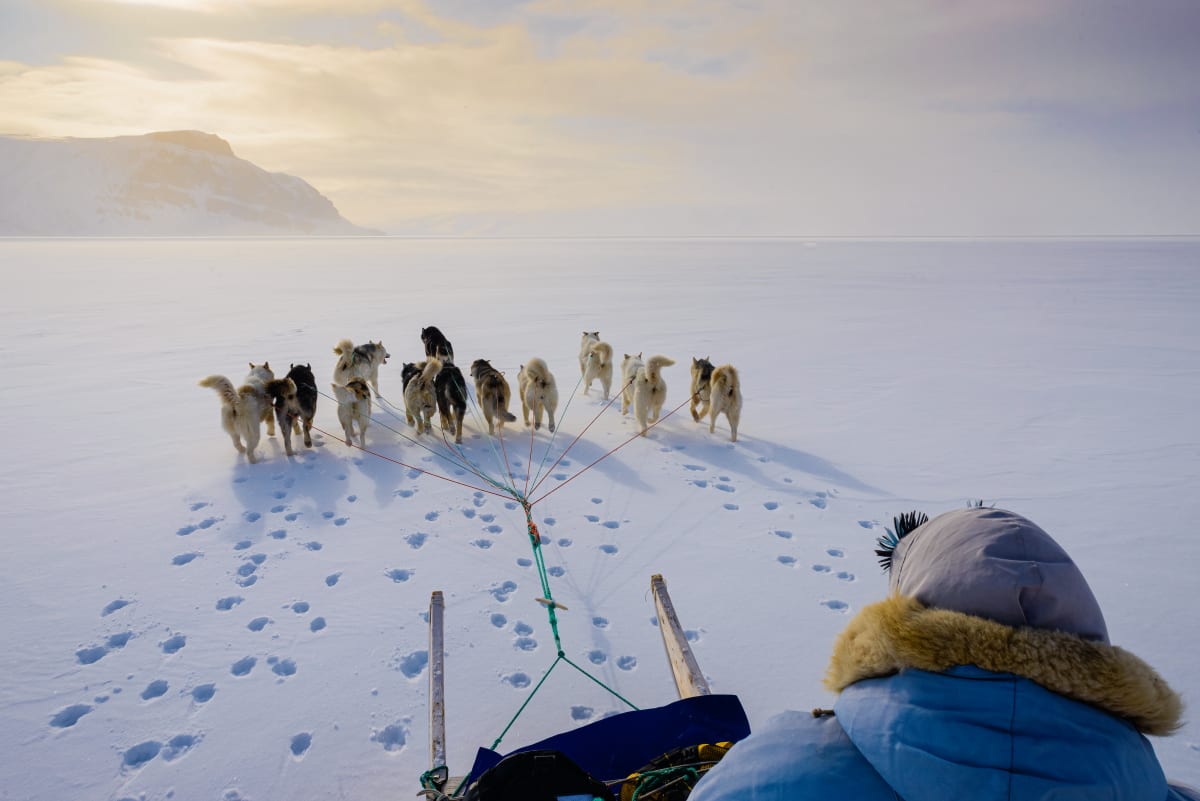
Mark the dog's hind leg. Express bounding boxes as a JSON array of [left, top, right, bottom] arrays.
[[302, 416, 313, 448]]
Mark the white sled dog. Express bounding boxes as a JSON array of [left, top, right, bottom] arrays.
[[471, 359, 517, 435], [332, 378, 372, 448], [582, 340, 613, 399], [620, 352, 644, 416], [404, 358, 442, 435], [199, 363, 280, 464], [633, 355, 675, 435], [518, 357, 559, 432], [578, 331, 600, 376], [707, 364, 742, 442], [333, 339, 390, 398], [245, 361, 277, 437]]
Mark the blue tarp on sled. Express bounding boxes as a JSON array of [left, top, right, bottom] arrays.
[[464, 693, 750, 786]]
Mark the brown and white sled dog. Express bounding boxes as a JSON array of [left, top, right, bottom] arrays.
[[404, 358, 442, 435], [332, 378, 372, 448], [471, 359, 517, 435], [578, 331, 600, 376], [582, 340, 613, 399], [333, 339, 390, 398], [620, 352, 644, 416], [707, 364, 742, 442], [633, 355, 675, 435], [518, 357, 559, 432], [199, 364, 278, 464]]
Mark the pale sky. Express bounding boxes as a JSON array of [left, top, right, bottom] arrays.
[[1, 0, 1198, 235]]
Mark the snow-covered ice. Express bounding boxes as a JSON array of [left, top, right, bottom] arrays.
[[0, 237, 1196, 799]]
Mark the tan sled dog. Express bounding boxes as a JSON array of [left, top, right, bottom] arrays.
[[332, 378, 372, 448], [578, 331, 600, 376], [199, 370, 276, 464], [633, 355, 675, 435], [518, 357, 559, 432], [620, 352, 644, 416], [707, 364, 742, 442], [471, 359, 517, 435], [582, 340, 613, 399], [404, 358, 442, 435]]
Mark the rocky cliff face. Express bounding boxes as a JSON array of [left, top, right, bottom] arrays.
[[0, 131, 378, 236]]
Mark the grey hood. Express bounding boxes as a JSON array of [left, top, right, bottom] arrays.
[[889, 507, 1109, 643]]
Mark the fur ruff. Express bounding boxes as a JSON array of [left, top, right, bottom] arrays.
[[824, 594, 1183, 736]]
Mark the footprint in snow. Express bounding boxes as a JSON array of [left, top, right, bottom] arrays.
[[810, 497, 827, 509], [822, 600, 849, 613], [122, 740, 162, 770], [571, 706, 594, 721], [284, 512, 301, 522], [310, 617, 327, 632], [503, 672, 531, 689], [191, 684, 216, 703], [395, 489, 415, 499], [715, 484, 735, 493], [161, 634, 186, 654], [764, 501, 779, 511], [602, 521, 620, 529], [773, 530, 793, 539], [372, 722, 409, 752], [271, 505, 286, 514], [291, 601, 310, 614], [230, 656, 256, 676], [485, 524, 503, 534], [162, 734, 199, 762], [837, 572, 856, 582], [516, 558, 533, 568], [234, 540, 252, 550], [777, 555, 796, 566], [216, 596, 243, 611], [268, 656, 297, 677], [691, 480, 708, 489], [616, 656, 637, 671], [405, 532, 428, 548], [190, 502, 209, 512], [827, 548, 844, 558], [462, 508, 476, 519], [291, 732, 312, 758], [588, 650, 606, 665], [425, 511, 439, 521], [591, 497, 603, 504], [325, 573, 341, 587], [490, 613, 507, 628], [557, 538, 572, 547], [592, 616, 608, 629], [858, 520, 877, 529], [141, 680, 169, 701], [101, 599, 131, 616], [386, 569, 414, 583], [543, 517, 556, 526], [334, 517, 348, 527], [491, 581, 518, 602], [173, 552, 202, 565], [514, 637, 538, 652], [304, 541, 322, 551], [247, 617, 270, 632], [723, 504, 739, 511], [243, 511, 261, 523], [812, 565, 831, 573], [50, 704, 92, 728], [547, 566, 565, 577], [585, 515, 599, 523], [683, 464, 705, 472], [472, 539, 493, 549], [600, 544, 619, 555]]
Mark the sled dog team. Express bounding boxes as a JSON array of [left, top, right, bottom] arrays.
[[200, 328, 742, 464]]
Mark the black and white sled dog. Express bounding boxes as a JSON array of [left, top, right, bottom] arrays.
[[518, 357, 559, 432], [333, 339, 390, 398], [435, 362, 469, 444], [421, 326, 455, 363], [471, 358, 517, 435], [582, 340, 614, 399], [633, 355, 675, 435], [404, 358, 442, 435], [620, 352, 644, 416], [199, 362, 281, 464], [332, 377, 372, 448], [269, 363, 317, 457]]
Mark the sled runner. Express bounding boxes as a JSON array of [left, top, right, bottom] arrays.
[[419, 575, 750, 800]]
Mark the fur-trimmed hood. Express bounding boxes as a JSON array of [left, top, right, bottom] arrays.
[[826, 594, 1183, 736]]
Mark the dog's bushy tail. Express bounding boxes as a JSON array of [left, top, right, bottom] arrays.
[[644, 355, 676, 379], [420, 358, 442, 384], [712, 365, 740, 396], [199, 375, 238, 406], [589, 341, 613, 367], [333, 339, 356, 371]]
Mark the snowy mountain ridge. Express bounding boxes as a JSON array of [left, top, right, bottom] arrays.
[[0, 131, 379, 236]]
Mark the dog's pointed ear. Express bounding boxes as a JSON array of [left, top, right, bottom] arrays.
[[264, 361, 270, 370]]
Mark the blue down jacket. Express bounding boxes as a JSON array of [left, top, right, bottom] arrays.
[[691, 664, 1194, 801], [692, 508, 1191, 801]]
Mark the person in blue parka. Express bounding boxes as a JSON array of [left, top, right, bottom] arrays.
[[690, 506, 1196, 801]]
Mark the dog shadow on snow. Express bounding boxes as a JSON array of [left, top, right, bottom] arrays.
[[658, 430, 887, 499]]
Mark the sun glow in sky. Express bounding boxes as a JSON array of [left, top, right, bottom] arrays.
[[1, 0, 1198, 235]]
